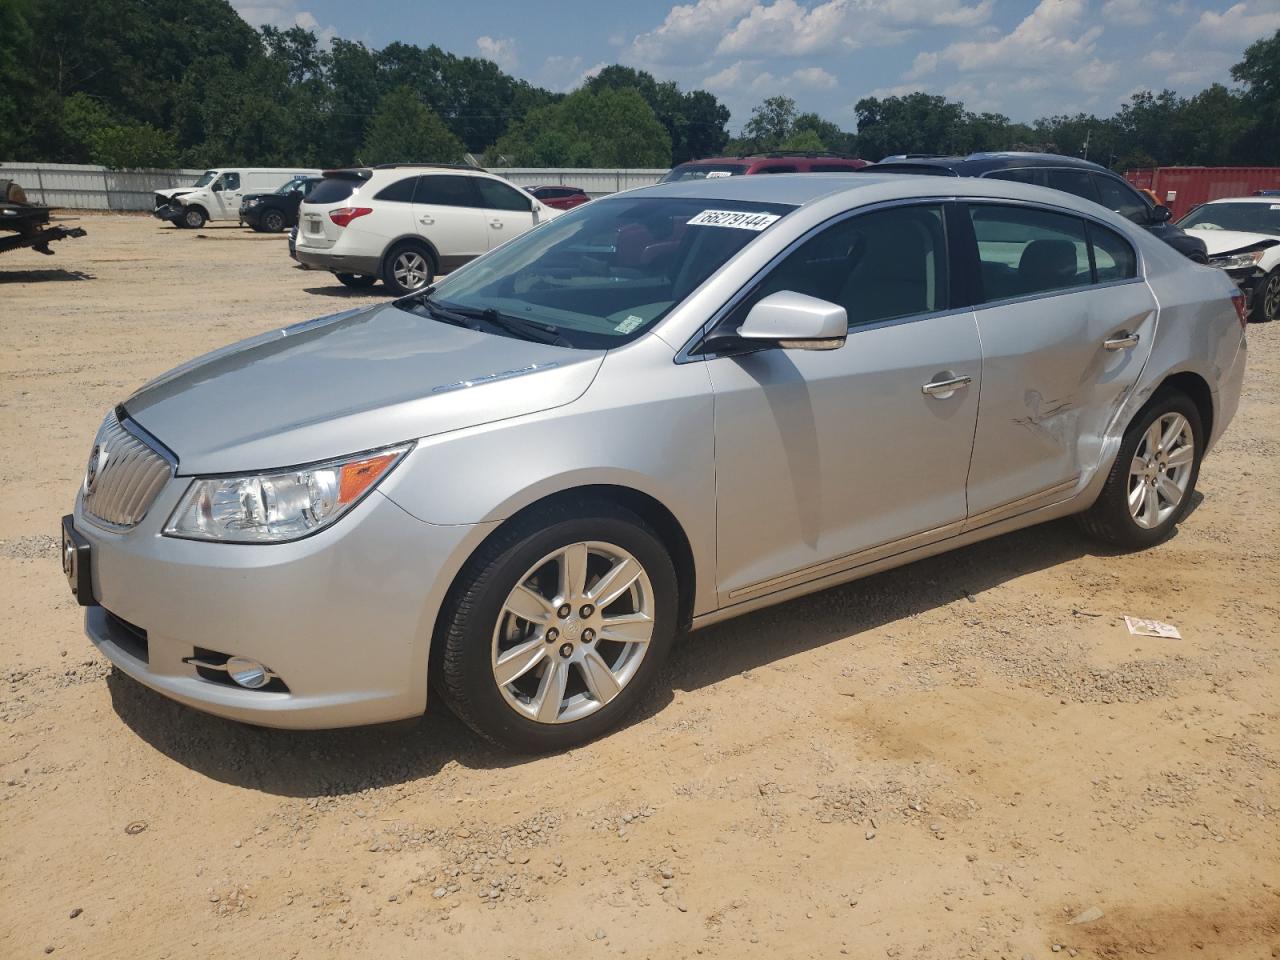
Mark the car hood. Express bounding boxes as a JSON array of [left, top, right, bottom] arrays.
[[124, 303, 604, 475], [154, 188, 194, 202], [1184, 227, 1280, 257]]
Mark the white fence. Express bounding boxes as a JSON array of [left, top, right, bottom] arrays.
[[1, 162, 670, 211]]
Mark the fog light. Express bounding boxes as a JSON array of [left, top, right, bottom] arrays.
[[226, 657, 270, 689]]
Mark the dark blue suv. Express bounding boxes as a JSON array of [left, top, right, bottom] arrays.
[[863, 152, 1208, 263]]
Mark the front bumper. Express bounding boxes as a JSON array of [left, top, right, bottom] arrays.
[[153, 203, 184, 223], [71, 474, 487, 729], [295, 247, 382, 276], [239, 206, 266, 228]]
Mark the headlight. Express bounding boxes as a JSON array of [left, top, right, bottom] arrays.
[[246, 198, 261, 206], [164, 444, 411, 543], [1210, 250, 1265, 271]]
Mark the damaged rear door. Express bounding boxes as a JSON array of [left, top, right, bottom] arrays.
[[960, 201, 1157, 523]]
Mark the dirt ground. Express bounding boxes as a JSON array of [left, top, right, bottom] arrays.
[[2, 214, 1277, 959]]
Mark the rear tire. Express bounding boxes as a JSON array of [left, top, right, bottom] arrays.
[[435, 501, 678, 753], [1251, 267, 1279, 323], [182, 206, 207, 229], [1077, 390, 1203, 549], [382, 242, 435, 295], [335, 272, 378, 289]]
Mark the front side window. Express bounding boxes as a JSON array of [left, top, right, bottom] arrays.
[[475, 178, 532, 212], [737, 204, 948, 329], [418, 196, 794, 348], [970, 204, 1090, 302], [414, 175, 479, 207], [1093, 175, 1151, 224], [216, 172, 240, 191]]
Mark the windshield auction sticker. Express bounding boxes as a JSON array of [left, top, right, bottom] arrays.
[[687, 210, 781, 231]]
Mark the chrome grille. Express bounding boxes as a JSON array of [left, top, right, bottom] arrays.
[[81, 412, 172, 529]]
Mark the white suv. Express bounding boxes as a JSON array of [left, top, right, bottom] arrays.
[[295, 165, 560, 293]]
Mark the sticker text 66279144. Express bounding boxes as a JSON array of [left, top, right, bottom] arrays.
[[687, 210, 781, 231]]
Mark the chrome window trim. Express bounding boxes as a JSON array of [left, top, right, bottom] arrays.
[[675, 195, 959, 364]]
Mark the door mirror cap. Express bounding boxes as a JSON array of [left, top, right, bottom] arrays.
[[738, 291, 848, 351], [1151, 204, 1172, 223]]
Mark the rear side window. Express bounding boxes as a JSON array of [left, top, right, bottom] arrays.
[[1087, 222, 1138, 283], [1093, 175, 1151, 224], [415, 175, 479, 207], [474, 178, 532, 211], [744, 204, 948, 328], [984, 168, 1044, 187], [1045, 168, 1100, 203], [374, 177, 418, 203], [969, 205, 1091, 302], [307, 178, 357, 204]]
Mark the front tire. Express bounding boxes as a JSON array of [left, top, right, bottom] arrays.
[[1077, 390, 1203, 549], [336, 272, 378, 289], [261, 209, 286, 233], [182, 206, 207, 229], [382, 242, 435, 295], [435, 502, 678, 753], [1251, 267, 1279, 323]]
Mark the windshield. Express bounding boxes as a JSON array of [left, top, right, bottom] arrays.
[[1180, 202, 1280, 237], [658, 163, 749, 183], [193, 170, 217, 188], [274, 177, 305, 195], [415, 196, 794, 349]]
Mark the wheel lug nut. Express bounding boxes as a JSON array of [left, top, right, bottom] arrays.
[[582, 629, 595, 643], [557, 604, 571, 619], [558, 643, 573, 659], [580, 604, 594, 618], [545, 628, 559, 643]]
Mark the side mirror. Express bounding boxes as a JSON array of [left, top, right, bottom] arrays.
[[1151, 205, 1172, 223], [736, 291, 847, 351], [211, 182, 223, 192]]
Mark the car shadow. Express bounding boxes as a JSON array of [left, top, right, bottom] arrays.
[[0, 268, 95, 283], [106, 515, 1135, 796], [303, 285, 386, 298]]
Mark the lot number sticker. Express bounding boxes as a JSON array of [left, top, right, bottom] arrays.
[[687, 209, 780, 231]]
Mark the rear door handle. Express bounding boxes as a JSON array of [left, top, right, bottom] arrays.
[[1104, 332, 1140, 350], [922, 375, 973, 397]]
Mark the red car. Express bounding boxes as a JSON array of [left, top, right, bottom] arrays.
[[524, 185, 591, 210], [659, 152, 868, 182]]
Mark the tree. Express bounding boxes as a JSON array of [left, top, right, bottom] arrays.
[[493, 88, 671, 167], [1232, 29, 1280, 164], [854, 93, 968, 160], [360, 86, 464, 165], [60, 92, 176, 167], [741, 96, 798, 153], [586, 65, 729, 162]]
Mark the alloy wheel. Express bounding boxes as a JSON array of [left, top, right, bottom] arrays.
[[1127, 412, 1195, 529], [491, 541, 655, 724], [392, 251, 430, 290], [1264, 273, 1280, 322]]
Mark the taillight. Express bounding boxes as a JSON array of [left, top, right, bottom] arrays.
[[1231, 290, 1247, 330], [329, 207, 372, 227]]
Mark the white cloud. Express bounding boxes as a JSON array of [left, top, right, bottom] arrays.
[[790, 66, 838, 89], [1189, 0, 1280, 48], [1101, 0, 1155, 26], [702, 60, 838, 95], [629, 0, 757, 65], [933, 0, 1102, 73], [231, 1, 336, 43], [476, 36, 518, 71]]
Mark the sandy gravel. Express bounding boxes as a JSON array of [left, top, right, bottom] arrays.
[[2, 214, 1277, 959]]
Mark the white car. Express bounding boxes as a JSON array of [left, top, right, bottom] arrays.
[[1179, 196, 1280, 323], [154, 167, 321, 229], [294, 164, 560, 294]]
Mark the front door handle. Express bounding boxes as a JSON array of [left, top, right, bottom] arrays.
[[419, 215, 434, 225], [490, 219, 503, 228], [922, 375, 973, 398], [1104, 331, 1140, 350]]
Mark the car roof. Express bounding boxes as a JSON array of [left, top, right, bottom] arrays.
[[869, 151, 1113, 175], [678, 153, 863, 165], [1200, 196, 1280, 205], [633, 171, 1131, 217]]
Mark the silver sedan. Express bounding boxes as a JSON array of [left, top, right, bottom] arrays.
[[63, 174, 1247, 751]]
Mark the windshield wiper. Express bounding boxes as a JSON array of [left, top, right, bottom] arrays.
[[437, 302, 571, 347], [405, 295, 486, 332]]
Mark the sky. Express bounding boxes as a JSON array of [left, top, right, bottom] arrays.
[[231, 0, 1280, 130]]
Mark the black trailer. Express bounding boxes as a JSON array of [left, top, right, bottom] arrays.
[[0, 179, 87, 255]]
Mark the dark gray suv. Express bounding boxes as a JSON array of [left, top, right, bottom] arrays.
[[863, 152, 1208, 263]]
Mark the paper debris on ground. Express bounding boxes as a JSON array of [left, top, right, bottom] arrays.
[[1125, 616, 1182, 639]]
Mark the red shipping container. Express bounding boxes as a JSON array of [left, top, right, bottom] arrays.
[[1124, 166, 1280, 221]]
